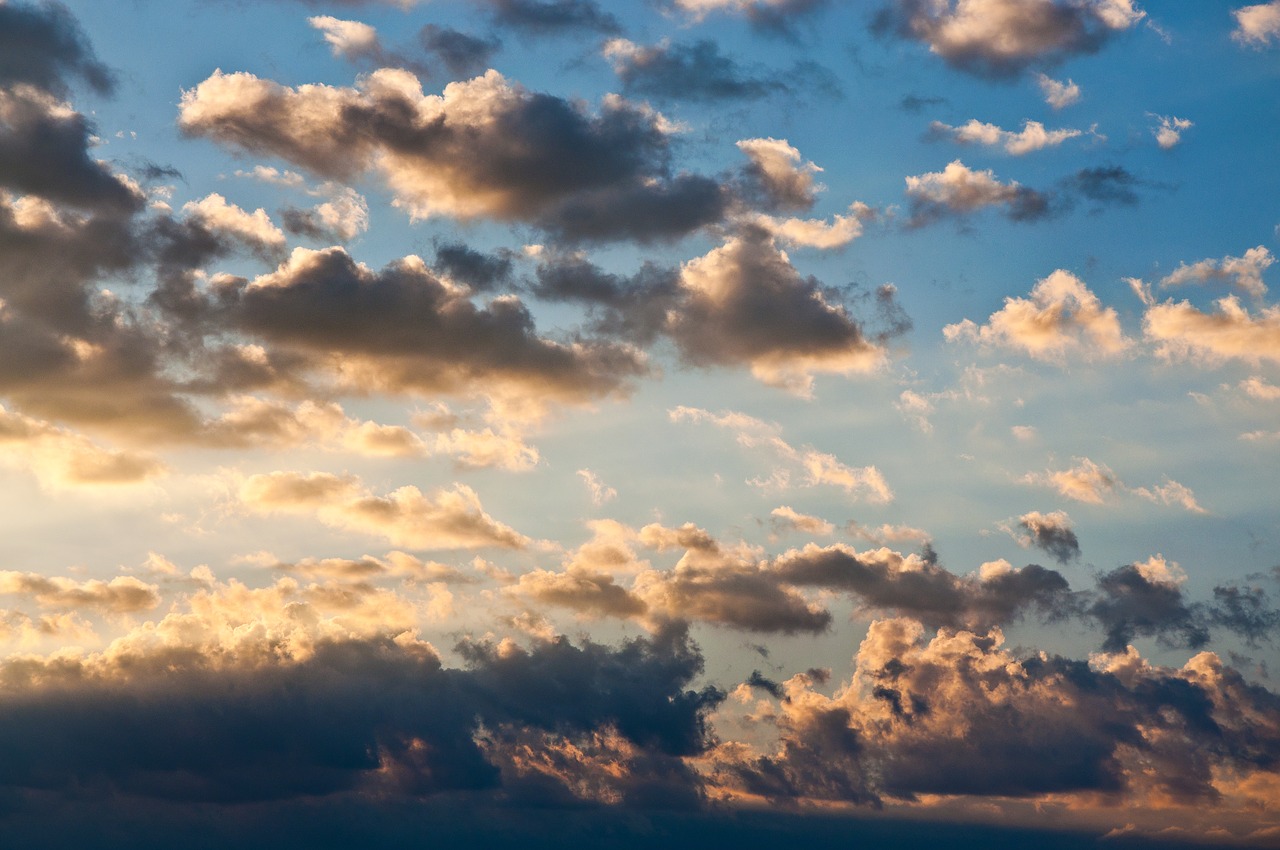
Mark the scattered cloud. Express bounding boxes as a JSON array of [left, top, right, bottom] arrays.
[[1160, 245, 1274, 299], [1232, 1, 1280, 47], [239, 470, 534, 549], [928, 119, 1083, 155], [944, 270, 1130, 361], [905, 160, 1055, 225], [1022, 457, 1205, 513], [872, 0, 1145, 78], [1151, 114, 1193, 149], [1036, 73, 1081, 108]]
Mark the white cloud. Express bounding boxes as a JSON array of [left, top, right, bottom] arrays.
[[1036, 73, 1081, 109], [1232, 2, 1280, 47], [931, 119, 1082, 155]]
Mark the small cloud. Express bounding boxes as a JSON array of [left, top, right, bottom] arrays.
[[1036, 73, 1081, 109], [1150, 114, 1193, 149]]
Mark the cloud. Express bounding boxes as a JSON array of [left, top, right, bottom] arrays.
[[534, 232, 891, 393], [1088, 556, 1208, 651], [418, 25, 502, 78], [481, 0, 621, 36], [670, 0, 831, 35], [0, 85, 143, 213], [1160, 246, 1274, 300], [1009, 510, 1080, 562], [603, 39, 790, 102], [1062, 164, 1150, 207], [1022, 457, 1206, 513], [578, 469, 618, 505], [0, 623, 720, 807], [1143, 295, 1280, 365], [1036, 73, 1080, 108], [179, 68, 723, 242], [667, 231, 889, 393], [719, 617, 1280, 805], [1152, 114, 1193, 149], [279, 185, 369, 242], [736, 137, 823, 211], [514, 524, 1066, 635], [0, 404, 166, 487], [0, 0, 115, 95], [432, 242, 515, 292], [181, 193, 285, 259], [310, 15, 380, 60], [746, 203, 876, 250], [904, 160, 1055, 225], [239, 470, 533, 549], [211, 246, 648, 413], [873, 0, 1145, 78], [672, 406, 893, 501], [770, 506, 835, 536], [0, 570, 159, 614], [1233, 1, 1280, 47], [943, 269, 1130, 360], [928, 119, 1083, 155]]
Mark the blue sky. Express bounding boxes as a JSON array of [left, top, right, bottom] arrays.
[[0, 0, 1279, 846]]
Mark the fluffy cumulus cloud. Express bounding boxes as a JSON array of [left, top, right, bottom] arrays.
[[1143, 295, 1280, 365], [717, 618, 1280, 808], [873, 0, 1145, 77], [178, 68, 725, 242], [944, 270, 1129, 360], [1233, 1, 1280, 47], [1160, 246, 1274, 299], [667, 232, 888, 393], [904, 160, 1053, 225]]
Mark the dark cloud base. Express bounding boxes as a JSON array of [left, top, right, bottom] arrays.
[[0, 798, 1211, 850]]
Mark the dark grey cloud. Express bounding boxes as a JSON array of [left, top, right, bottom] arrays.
[[872, 0, 1144, 79], [773, 544, 1071, 629], [532, 255, 680, 344], [531, 228, 890, 387], [899, 93, 947, 112], [736, 0, 831, 37], [0, 0, 114, 95], [215, 246, 648, 402], [433, 242, 515, 292], [1089, 564, 1210, 653], [605, 39, 790, 102], [537, 174, 729, 244], [1061, 165, 1166, 209], [179, 68, 726, 243], [1018, 510, 1080, 563], [0, 87, 142, 213], [418, 25, 502, 78], [482, 0, 621, 36], [0, 625, 721, 806]]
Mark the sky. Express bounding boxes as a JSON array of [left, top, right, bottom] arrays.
[[0, 0, 1279, 846]]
